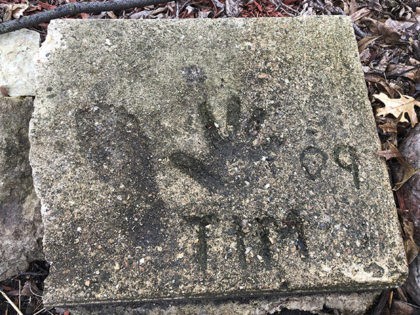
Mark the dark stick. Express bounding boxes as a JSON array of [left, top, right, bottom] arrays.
[[0, 0, 174, 35]]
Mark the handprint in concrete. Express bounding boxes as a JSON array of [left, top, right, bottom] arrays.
[[75, 103, 164, 248], [169, 66, 309, 266]]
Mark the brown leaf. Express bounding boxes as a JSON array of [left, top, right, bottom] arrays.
[[393, 163, 419, 191], [400, 218, 419, 263], [404, 255, 420, 305], [386, 64, 420, 82], [0, 3, 29, 21], [0, 85, 9, 97], [390, 300, 418, 315], [358, 35, 381, 53], [37, 2, 56, 10], [350, 7, 371, 22], [374, 92, 420, 127], [377, 147, 401, 160], [378, 119, 399, 134], [378, 142, 419, 190], [106, 11, 118, 19], [365, 73, 397, 97], [362, 17, 401, 44]]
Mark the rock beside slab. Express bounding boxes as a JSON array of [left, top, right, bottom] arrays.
[[0, 29, 39, 96], [0, 96, 43, 281]]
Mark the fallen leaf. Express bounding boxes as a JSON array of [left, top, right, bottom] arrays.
[[365, 73, 397, 97], [393, 162, 419, 191], [378, 119, 399, 134], [79, 12, 90, 19], [404, 255, 420, 305], [225, 0, 241, 16], [106, 11, 118, 19], [0, 86, 9, 97], [400, 216, 419, 264], [391, 299, 419, 315], [129, 10, 152, 19], [37, 2, 56, 10], [11, 3, 28, 19], [358, 35, 381, 53], [350, 7, 371, 22], [377, 146, 401, 160], [362, 17, 401, 44], [374, 92, 420, 127], [386, 64, 420, 82], [377, 142, 419, 190], [0, 3, 29, 21]]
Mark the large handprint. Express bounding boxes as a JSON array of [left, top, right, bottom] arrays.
[[75, 103, 164, 248]]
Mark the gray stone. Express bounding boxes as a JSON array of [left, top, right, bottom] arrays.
[[0, 29, 40, 96], [0, 96, 43, 281], [30, 17, 407, 307]]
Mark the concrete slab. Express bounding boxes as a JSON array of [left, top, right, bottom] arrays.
[[0, 29, 39, 96], [30, 17, 407, 307], [0, 96, 43, 281]]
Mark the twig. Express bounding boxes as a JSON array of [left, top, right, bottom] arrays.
[[0, 290, 24, 315], [18, 280, 21, 310], [33, 307, 46, 315], [0, 0, 175, 35]]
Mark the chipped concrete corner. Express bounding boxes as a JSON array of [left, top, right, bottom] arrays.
[[30, 17, 407, 307]]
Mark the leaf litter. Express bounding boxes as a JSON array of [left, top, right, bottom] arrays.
[[0, 0, 419, 314], [374, 92, 420, 127]]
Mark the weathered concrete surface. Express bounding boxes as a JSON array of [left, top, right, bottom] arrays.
[[67, 291, 381, 314], [30, 17, 407, 307], [0, 29, 39, 96], [0, 97, 43, 281]]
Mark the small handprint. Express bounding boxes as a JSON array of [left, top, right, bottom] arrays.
[[169, 93, 282, 196], [75, 103, 164, 247], [170, 65, 308, 264]]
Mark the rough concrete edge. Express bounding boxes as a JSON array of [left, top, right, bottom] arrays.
[[336, 13, 409, 286]]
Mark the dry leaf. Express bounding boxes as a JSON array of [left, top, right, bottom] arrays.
[[386, 64, 420, 82], [225, 0, 241, 17], [350, 7, 370, 22], [378, 119, 399, 134], [0, 86, 9, 97], [393, 165, 419, 191], [374, 92, 420, 127], [0, 3, 29, 21], [107, 11, 118, 19], [378, 142, 419, 190], [358, 35, 381, 53], [365, 73, 397, 97], [79, 12, 90, 19], [401, 217, 419, 264], [362, 17, 401, 44], [10, 4, 29, 20], [377, 147, 401, 160]]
